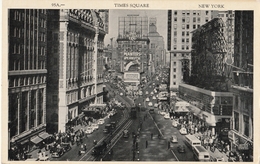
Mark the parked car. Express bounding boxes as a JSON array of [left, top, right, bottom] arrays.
[[85, 126, 94, 134], [160, 111, 166, 116], [97, 119, 104, 125], [154, 103, 158, 108], [177, 145, 185, 153], [164, 113, 170, 119], [179, 127, 188, 135], [171, 135, 178, 143], [146, 97, 150, 102], [172, 121, 178, 128], [91, 123, 99, 131], [146, 91, 149, 95], [148, 102, 153, 107], [152, 96, 157, 100]]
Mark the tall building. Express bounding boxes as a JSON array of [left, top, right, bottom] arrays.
[[229, 11, 253, 161], [8, 9, 48, 153], [168, 10, 216, 93], [117, 15, 150, 91], [178, 17, 234, 144], [46, 9, 107, 133], [148, 17, 165, 73]]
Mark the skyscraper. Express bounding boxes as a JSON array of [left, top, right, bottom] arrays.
[[8, 9, 48, 153]]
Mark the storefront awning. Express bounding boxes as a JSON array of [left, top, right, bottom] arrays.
[[188, 106, 202, 116], [30, 136, 43, 144], [174, 106, 190, 112], [38, 132, 52, 140]]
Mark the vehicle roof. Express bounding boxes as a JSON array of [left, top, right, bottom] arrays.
[[194, 146, 208, 152]]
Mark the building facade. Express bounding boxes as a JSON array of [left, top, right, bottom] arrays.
[[168, 10, 216, 93], [148, 17, 165, 74], [117, 15, 149, 91], [229, 11, 253, 161], [46, 9, 107, 133], [8, 9, 48, 153]]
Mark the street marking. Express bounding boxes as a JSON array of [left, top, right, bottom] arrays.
[[170, 149, 179, 161]]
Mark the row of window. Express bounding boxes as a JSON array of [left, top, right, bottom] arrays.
[[173, 10, 210, 16], [9, 75, 46, 88], [13, 10, 47, 26], [173, 45, 190, 50], [173, 31, 190, 37], [67, 91, 78, 105], [173, 17, 209, 23], [12, 27, 46, 42]]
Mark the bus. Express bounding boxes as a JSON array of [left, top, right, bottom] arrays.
[[184, 135, 201, 148], [192, 145, 210, 161]]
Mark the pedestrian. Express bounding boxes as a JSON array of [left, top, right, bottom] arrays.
[[158, 133, 161, 139], [151, 133, 153, 140], [78, 150, 81, 156], [168, 141, 171, 149], [146, 140, 148, 148]]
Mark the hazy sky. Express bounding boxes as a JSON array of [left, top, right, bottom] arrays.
[[104, 9, 167, 47]]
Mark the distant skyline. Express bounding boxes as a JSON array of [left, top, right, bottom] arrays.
[[104, 9, 167, 47]]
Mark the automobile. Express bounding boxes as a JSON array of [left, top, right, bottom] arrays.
[[212, 157, 225, 162], [172, 121, 178, 128], [179, 127, 188, 135], [154, 103, 158, 108], [152, 82, 155, 86], [97, 119, 104, 125], [156, 94, 159, 98], [177, 145, 185, 153], [146, 97, 150, 102], [160, 111, 166, 116], [148, 102, 153, 107], [91, 123, 99, 131], [152, 96, 157, 100], [149, 108, 155, 113], [120, 92, 123, 96], [151, 91, 154, 95], [146, 91, 149, 95], [123, 129, 129, 138], [171, 135, 178, 143], [85, 126, 94, 134], [154, 89, 157, 93], [164, 113, 170, 119]]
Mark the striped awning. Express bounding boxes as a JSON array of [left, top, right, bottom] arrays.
[[30, 136, 43, 144], [38, 132, 52, 139]]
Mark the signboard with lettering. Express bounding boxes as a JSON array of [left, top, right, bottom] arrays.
[[124, 73, 140, 80]]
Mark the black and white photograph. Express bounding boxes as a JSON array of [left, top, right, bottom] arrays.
[[2, 1, 258, 163]]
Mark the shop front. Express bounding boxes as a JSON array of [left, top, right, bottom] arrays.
[[229, 131, 253, 161]]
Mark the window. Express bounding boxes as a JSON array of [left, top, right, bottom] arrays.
[[206, 11, 209, 15], [182, 18, 185, 23], [174, 75, 176, 78], [197, 17, 200, 22], [182, 45, 185, 50], [205, 17, 209, 22], [151, 43, 155, 48], [186, 38, 189, 43], [174, 24, 177, 29], [197, 11, 200, 16], [174, 31, 177, 36], [186, 24, 189, 29], [186, 45, 189, 50], [182, 24, 185, 29], [186, 32, 189, 36], [187, 11, 190, 15], [174, 45, 177, 50], [234, 112, 239, 131], [243, 115, 249, 137], [174, 54, 176, 57], [198, 25, 200, 28], [173, 82, 176, 85], [182, 54, 185, 57], [174, 38, 177, 43], [182, 11, 185, 15], [182, 32, 185, 36], [193, 17, 196, 22], [193, 25, 196, 29], [193, 11, 196, 15], [174, 17, 177, 22], [174, 11, 177, 15], [174, 62, 176, 66], [174, 68, 176, 72], [186, 17, 190, 23], [182, 38, 185, 43]]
